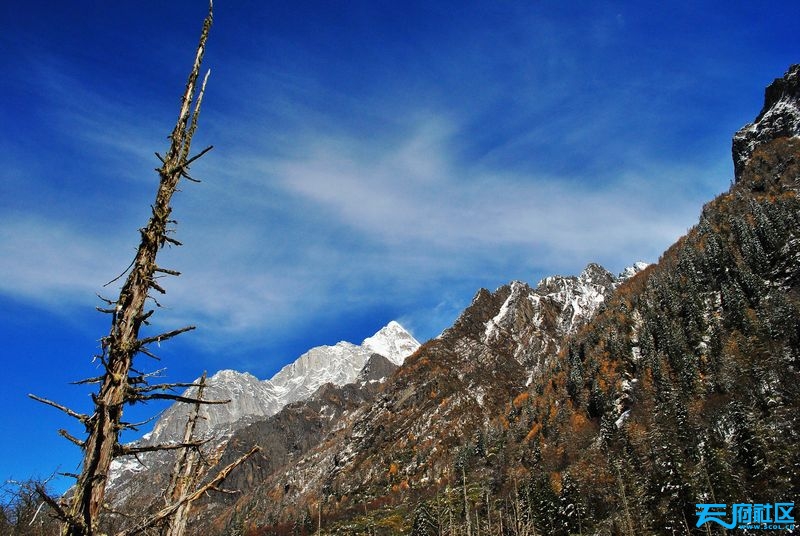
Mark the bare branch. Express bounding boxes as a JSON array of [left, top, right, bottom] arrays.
[[162, 235, 183, 247], [118, 413, 160, 432], [71, 376, 105, 385], [132, 452, 148, 471], [102, 257, 137, 288], [136, 326, 196, 348], [116, 439, 209, 456], [58, 429, 85, 448], [136, 309, 155, 324], [154, 266, 182, 276], [130, 392, 229, 405], [155, 151, 201, 182], [182, 63, 211, 161], [126, 367, 168, 386], [137, 346, 162, 361], [136, 367, 168, 378], [129, 380, 204, 393], [29, 394, 91, 424], [183, 145, 214, 169], [167, 1, 213, 164], [170, 145, 214, 177], [34, 484, 71, 524], [149, 279, 167, 294]]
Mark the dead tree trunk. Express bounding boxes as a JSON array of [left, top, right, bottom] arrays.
[[29, 4, 224, 536], [161, 373, 208, 536], [68, 7, 212, 530]]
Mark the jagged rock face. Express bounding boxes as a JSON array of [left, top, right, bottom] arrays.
[[133, 322, 420, 451], [194, 366, 398, 518], [733, 64, 800, 180], [218, 293, 531, 526], [105, 370, 277, 507], [357, 353, 400, 384], [481, 262, 646, 373], [181, 356, 401, 532], [268, 342, 375, 406], [145, 370, 280, 447], [265, 320, 421, 408]]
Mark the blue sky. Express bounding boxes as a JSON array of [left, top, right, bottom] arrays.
[[0, 1, 798, 493]]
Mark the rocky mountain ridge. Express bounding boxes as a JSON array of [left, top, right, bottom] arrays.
[[732, 63, 800, 179], [480, 262, 648, 374], [106, 260, 642, 529], [268, 321, 419, 408], [140, 321, 419, 447]]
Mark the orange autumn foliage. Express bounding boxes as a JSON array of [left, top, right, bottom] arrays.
[[388, 462, 399, 476], [512, 391, 530, 408]]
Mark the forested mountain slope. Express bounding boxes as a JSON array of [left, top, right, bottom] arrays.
[[460, 65, 800, 536], [511, 137, 800, 535]]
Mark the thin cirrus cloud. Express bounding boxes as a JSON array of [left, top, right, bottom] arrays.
[[267, 115, 715, 260], [0, 67, 726, 350], [0, 216, 121, 310], [151, 113, 720, 347], [0, 27, 733, 352]]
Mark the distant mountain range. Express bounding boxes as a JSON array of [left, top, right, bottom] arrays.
[[103, 64, 800, 536]]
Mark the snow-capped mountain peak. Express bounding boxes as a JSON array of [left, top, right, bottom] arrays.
[[361, 320, 420, 365], [108, 321, 420, 499], [267, 341, 371, 406], [479, 263, 640, 370], [144, 368, 277, 447], [618, 261, 649, 282], [268, 321, 419, 405]]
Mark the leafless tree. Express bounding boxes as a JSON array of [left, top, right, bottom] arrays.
[[1, 478, 60, 535], [29, 3, 258, 535]]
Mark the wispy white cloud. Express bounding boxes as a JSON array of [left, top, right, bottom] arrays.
[[0, 216, 127, 310], [264, 113, 718, 261], [0, 84, 728, 351], [1, 39, 733, 353]]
